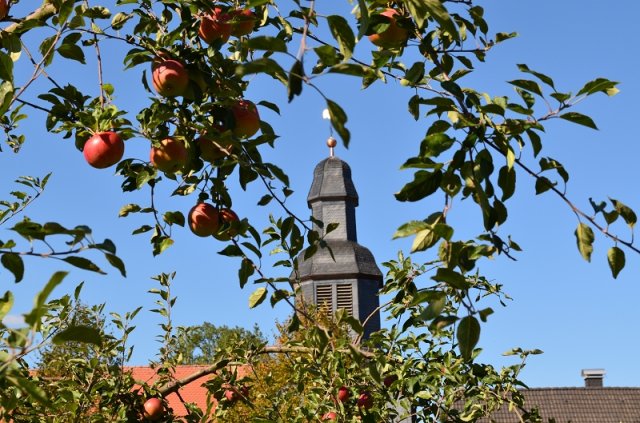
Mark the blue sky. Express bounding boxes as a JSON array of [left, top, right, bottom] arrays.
[[1, 1, 639, 389]]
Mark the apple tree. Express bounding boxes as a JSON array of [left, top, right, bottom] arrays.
[[0, 0, 634, 421]]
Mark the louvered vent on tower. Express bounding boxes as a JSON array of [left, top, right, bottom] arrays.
[[336, 284, 353, 316], [316, 284, 332, 317]]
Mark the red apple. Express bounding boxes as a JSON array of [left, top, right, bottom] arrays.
[[143, 397, 164, 421], [0, 0, 9, 20], [229, 8, 257, 36], [188, 203, 220, 237], [151, 59, 189, 97], [199, 8, 232, 45], [224, 388, 238, 402], [150, 137, 189, 174], [357, 391, 373, 410], [337, 386, 350, 403], [368, 9, 409, 49], [231, 100, 260, 139], [383, 374, 398, 388], [322, 411, 338, 421], [197, 136, 233, 163], [83, 131, 124, 169]]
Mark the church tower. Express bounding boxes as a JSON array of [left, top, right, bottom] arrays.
[[292, 139, 382, 338]]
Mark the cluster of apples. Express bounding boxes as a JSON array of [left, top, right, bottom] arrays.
[[187, 202, 240, 240], [81, 4, 261, 172], [321, 384, 380, 420]]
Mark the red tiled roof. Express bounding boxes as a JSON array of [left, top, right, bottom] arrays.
[[127, 365, 250, 417]]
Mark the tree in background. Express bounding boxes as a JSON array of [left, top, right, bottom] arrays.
[[173, 322, 265, 365], [0, 0, 633, 421]]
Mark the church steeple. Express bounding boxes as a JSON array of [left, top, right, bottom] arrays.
[[293, 140, 382, 339]]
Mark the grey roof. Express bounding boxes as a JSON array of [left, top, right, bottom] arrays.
[[307, 156, 358, 207], [479, 388, 640, 423], [295, 240, 382, 283]]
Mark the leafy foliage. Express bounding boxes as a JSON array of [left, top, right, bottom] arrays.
[[0, 0, 635, 421]]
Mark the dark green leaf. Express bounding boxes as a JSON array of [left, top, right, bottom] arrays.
[[326, 99, 350, 147], [63, 256, 106, 274], [559, 112, 598, 130], [508, 79, 543, 96], [52, 325, 102, 346], [57, 44, 86, 64], [395, 170, 443, 202], [105, 253, 126, 277], [457, 315, 480, 360], [287, 59, 304, 103], [432, 268, 470, 289], [246, 36, 288, 53], [0, 51, 14, 83], [577, 78, 619, 97], [239, 258, 255, 289], [611, 199, 637, 228], [1, 253, 24, 283], [327, 15, 355, 61], [498, 165, 516, 201], [516, 64, 554, 88]]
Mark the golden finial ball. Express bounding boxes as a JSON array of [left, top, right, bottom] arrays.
[[326, 137, 337, 148]]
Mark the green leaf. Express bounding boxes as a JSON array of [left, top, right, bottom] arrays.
[[574, 223, 595, 262], [105, 253, 126, 277], [420, 292, 446, 320], [457, 315, 480, 360], [57, 43, 86, 64], [0, 291, 14, 321], [432, 268, 470, 289], [249, 287, 267, 308], [507, 79, 543, 96], [393, 220, 430, 239], [163, 211, 185, 227], [326, 99, 350, 147], [152, 237, 173, 256], [611, 199, 637, 228], [239, 258, 255, 289], [559, 112, 598, 130], [314, 45, 339, 66], [498, 165, 516, 201], [327, 15, 355, 61], [287, 59, 304, 103], [246, 36, 287, 53], [111, 12, 133, 30], [0, 81, 14, 116], [395, 170, 443, 202], [607, 246, 625, 279], [25, 271, 67, 328], [516, 64, 554, 88], [6, 374, 49, 405], [420, 133, 454, 158], [52, 325, 102, 346], [409, 0, 458, 41], [577, 78, 619, 97], [62, 256, 106, 274], [0, 51, 14, 83], [1, 253, 24, 283], [236, 58, 287, 83]]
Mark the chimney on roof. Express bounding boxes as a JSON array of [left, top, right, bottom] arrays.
[[581, 369, 605, 388]]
